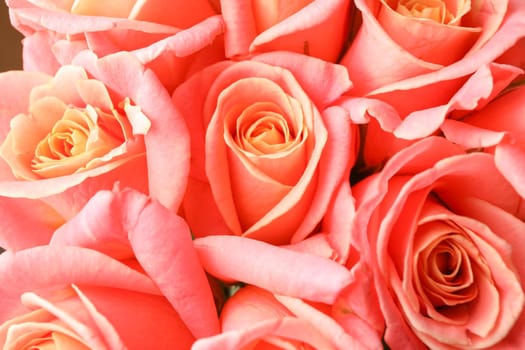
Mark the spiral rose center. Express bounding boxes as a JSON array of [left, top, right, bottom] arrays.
[[31, 102, 127, 178], [416, 231, 479, 311], [395, 0, 456, 24], [233, 100, 305, 157]]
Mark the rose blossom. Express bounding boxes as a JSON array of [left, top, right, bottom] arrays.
[[338, 0, 525, 169], [351, 136, 525, 348], [342, 0, 525, 96], [220, 0, 352, 61], [174, 51, 355, 245], [0, 187, 220, 349], [0, 51, 190, 251], [6, 0, 225, 91], [0, 247, 196, 349]]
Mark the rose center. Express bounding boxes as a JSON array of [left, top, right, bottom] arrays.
[[417, 232, 479, 310], [31, 103, 127, 178], [234, 101, 303, 156], [395, 0, 455, 24], [247, 116, 292, 149]]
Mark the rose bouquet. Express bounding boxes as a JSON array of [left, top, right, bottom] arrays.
[[0, 0, 524, 349]]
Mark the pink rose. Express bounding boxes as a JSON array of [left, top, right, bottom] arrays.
[[174, 51, 355, 244], [220, 0, 352, 61], [0, 187, 220, 349], [0, 246, 195, 349], [49, 187, 220, 338], [442, 85, 525, 198], [338, 0, 525, 169], [7, 0, 224, 91], [193, 285, 378, 350], [351, 137, 525, 348], [342, 0, 525, 96], [0, 51, 189, 251]]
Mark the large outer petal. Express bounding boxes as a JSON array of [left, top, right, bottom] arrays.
[[194, 235, 352, 304], [51, 188, 220, 338], [359, 63, 521, 168], [442, 85, 525, 199]]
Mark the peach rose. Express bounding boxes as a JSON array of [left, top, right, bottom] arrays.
[[351, 136, 525, 348], [220, 0, 352, 61], [0, 187, 220, 349], [0, 247, 196, 349], [342, 0, 525, 95], [338, 0, 525, 169], [0, 247, 195, 349], [193, 285, 380, 350], [7, 0, 224, 91], [49, 187, 220, 338], [174, 52, 355, 244], [0, 51, 190, 251]]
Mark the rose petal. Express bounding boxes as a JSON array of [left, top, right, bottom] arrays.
[[194, 235, 352, 304]]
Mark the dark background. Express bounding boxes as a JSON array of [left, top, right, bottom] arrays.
[[1, 1, 23, 71], [0, 2, 22, 253]]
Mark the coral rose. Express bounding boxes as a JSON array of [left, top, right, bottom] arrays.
[[351, 136, 525, 348], [0, 51, 190, 251], [0, 247, 196, 349], [342, 0, 525, 96], [174, 52, 355, 245], [339, 0, 525, 169], [0, 187, 220, 349]]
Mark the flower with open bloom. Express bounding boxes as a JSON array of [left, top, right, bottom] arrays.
[[174, 51, 356, 245], [0, 187, 220, 349], [339, 0, 525, 169], [0, 51, 189, 251], [352, 136, 525, 348]]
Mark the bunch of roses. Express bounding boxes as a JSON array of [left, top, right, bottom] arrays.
[[0, 0, 524, 349]]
